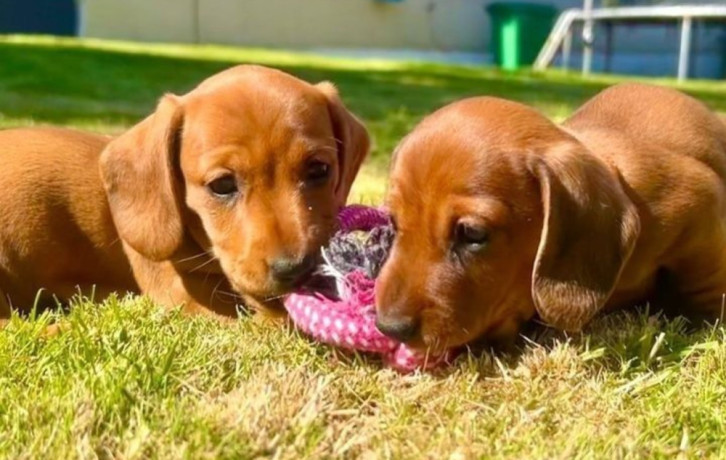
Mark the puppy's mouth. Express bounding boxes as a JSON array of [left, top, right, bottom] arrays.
[[397, 320, 474, 353], [410, 331, 457, 353], [375, 314, 449, 352], [237, 270, 317, 309], [256, 296, 289, 316], [268, 269, 317, 297], [288, 267, 316, 288]]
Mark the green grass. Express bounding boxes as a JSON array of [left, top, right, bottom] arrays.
[[2, 35, 726, 458]]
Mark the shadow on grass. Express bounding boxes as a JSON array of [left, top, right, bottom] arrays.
[[452, 306, 724, 382]]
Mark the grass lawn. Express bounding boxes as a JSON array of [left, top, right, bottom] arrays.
[[2, 35, 726, 459]]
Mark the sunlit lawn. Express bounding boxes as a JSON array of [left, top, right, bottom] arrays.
[[1, 35, 726, 459]]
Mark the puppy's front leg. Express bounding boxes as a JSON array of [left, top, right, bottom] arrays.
[[0, 289, 9, 325], [160, 271, 243, 320], [0, 289, 66, 336], [240, 294, 289, 326], [668, 245, 726, 325], [123, 249, 234, 319]]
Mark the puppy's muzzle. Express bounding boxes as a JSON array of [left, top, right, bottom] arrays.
[[268, 254, 316, 287], [375, 314, 420, 342]]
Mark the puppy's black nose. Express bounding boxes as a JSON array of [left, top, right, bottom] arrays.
[[269, 255, 315, 285], [375, 315, 419, 342]]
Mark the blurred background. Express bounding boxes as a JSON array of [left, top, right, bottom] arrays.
[[2, 0, 726, 198], [2, 0, 726, 79]]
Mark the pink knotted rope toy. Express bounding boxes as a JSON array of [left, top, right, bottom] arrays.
[[284, 205, 454, 372]]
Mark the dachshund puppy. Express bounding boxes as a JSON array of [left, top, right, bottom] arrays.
[[0, 65, 368, 323], [375, 83, 726, 350]]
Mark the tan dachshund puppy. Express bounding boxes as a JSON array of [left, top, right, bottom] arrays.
[[375, 83, 726, 351], [0, 65, 368, 324]]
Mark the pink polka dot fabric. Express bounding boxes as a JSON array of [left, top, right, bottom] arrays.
[[285, 292, 450, 371], [283, 205, 453, 372]]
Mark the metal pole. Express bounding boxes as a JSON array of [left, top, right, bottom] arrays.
[[677, 16, 692, 82], [582, 0, 594, 76], [75, 0, 86, 36], [563, 28, 573, 70]]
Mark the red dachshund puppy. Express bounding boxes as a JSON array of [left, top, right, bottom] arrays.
[[0, 65, 368, 324], [375, 83, 726, 350]]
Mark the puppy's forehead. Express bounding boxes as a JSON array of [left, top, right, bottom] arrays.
[[183, 68, 333, 151], [402, 96, 559, 152], [389, 97, 558, 210]]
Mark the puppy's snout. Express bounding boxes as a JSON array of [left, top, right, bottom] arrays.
[[375, 314, 420, 342], [269, 255, 315, 285]]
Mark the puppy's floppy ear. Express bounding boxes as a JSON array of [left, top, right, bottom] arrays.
[[316, 82, 370, 207], [529, 142, 640, 331], [99, 94, 185, 261]]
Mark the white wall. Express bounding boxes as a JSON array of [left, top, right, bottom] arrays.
[[84, 0, 497, 50]]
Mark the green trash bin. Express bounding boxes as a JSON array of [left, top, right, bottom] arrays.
[[486, 2, 559, 71]]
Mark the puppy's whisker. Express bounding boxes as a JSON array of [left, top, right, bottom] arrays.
[[216, 290, 243, 299], [323, 136, 342, 145], [190, 256, 218, 273], [316, 145, 338, 153], [209, 277, 225, 306], [263, 293, 288, 302], [176, 251, 213, 264]]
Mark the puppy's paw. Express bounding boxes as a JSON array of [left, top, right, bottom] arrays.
[[41, 321, 70, 338], [243, 295, 290, 325]]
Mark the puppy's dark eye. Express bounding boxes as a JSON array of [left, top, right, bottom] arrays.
[[207, 175, 238, 198], [455, 222, 489, 251], [305, 161, 330, 184]]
